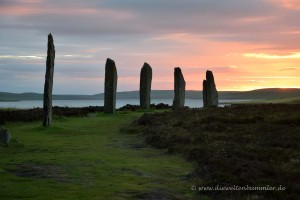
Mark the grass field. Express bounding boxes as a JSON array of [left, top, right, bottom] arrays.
[[1, 104, 300, 199], [0, 111, 196, 200]]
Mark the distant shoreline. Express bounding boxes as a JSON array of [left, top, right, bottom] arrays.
[[0, 100, 20, 102], [0, 88, 299, 101]]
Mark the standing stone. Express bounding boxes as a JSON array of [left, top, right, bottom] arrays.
[[43, 33, 55, 127], [140, 63, 152, 109], [104, 58, 118, 113], [203, 79, 208, 107], [0, 127, 11, 146], [203, 70, 218, 107], [173, 67, 186, 110]]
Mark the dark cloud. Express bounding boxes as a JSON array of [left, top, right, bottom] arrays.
[[0, 0, 279, 36], [1, 0, 298, 47]]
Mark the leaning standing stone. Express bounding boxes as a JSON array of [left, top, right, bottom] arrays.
[[104, 58, 118, 113], [173, 67, 186, 110], [203, 70, 218, 107], [43, 33, 55, 127], [140, 63, 152, 109]]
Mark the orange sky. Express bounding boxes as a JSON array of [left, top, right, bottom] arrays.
[[0, 0, 299, 93]]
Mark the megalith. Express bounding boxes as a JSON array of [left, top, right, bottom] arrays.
[[43, 33, 55, 127], [104, 58, 118, 113], [203, 70, 218, 107], [173, 67, 186, 110], [139, 62, 152, 109]]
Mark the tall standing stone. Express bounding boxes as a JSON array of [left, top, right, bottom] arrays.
[[203, 70, 218, 107], [173, 67, 186, 110], [104, 58, 118, 113], [140, 63, 152, 109], [43, 33, 55, 127]]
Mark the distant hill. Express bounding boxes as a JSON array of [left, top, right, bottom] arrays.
[[0, 88, 299, 101], [219, 88, 300, 100], [0, 92, 95, 101]]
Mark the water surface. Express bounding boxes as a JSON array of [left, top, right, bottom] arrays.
[[0, 99, 246, 109]]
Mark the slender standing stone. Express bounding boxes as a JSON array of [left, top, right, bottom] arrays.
[[173, 67, 186, 110], [104, 58, 118, 113], [43, 33, 55, 127], [140, 63, 152, 109], [203, 70, 218, 107]]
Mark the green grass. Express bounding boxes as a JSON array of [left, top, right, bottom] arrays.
[[0, 107, 19, 111], [0, 111, 195, 200]]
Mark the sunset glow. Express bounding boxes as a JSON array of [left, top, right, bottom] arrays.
[[0, 0, 299, 94], [243, 52, 300, 59]]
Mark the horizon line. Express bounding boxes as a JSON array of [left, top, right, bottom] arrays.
[[1, 87, 299, 96]]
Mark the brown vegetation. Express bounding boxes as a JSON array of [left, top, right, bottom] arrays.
[[133, 104, 300, 199], [0, 103, 171, 124], [0, 106, 103, 124]]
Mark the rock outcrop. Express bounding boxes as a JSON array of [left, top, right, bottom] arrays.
[[139, 63, 152, 109], [43, 33, 55, 127], [173, 67, 186, 109], [104, 58, 118, 113], [203, 70, 218, 107]]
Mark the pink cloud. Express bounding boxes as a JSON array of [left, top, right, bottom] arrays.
[[281, 0, 300, 9], [0, 4, 133, 19], [0, 6, 40, 15]]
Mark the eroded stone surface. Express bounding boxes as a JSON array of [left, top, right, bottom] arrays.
[[140, 63, 152, 109], [173, 67, 186, 109], [43, 33, 55, 127], [203, 70, 218, 107], [104, 58, 118, 113]]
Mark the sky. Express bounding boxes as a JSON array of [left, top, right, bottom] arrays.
[[0, 0, 299, 94]]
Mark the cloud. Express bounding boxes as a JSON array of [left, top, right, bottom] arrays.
[[0, 55, 44, 59], [279, 67, 298, 71], [1, 0, 300, 93], [0, 0, 277, 36], [240, 76, 300, 79], [272, 0, 300, 10], [183, 66, 239, 74], [243, 52, 300, 59], [1, 0, 298, 52], [1, 0, 298, 48]]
